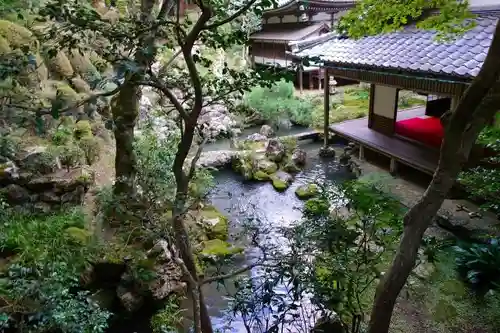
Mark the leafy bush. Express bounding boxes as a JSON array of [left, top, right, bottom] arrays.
[[454, 238, 500, 292], [459, 124, 500, 215], [56, 142, 86, 169], [51, 126, 74, 146], [0, 209, 109, 332], [243, 80, 315, 126], [78, 135, 101, 165]]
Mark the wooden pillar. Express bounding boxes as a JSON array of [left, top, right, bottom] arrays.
[[309, 73, 313, 90], [323, 68, 330, 146], [298, 65, 303, 94], [319, 68, 323, 91], [450, 95, 460, 111]]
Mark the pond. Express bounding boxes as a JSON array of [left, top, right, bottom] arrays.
[[203, 141, 354, 332]]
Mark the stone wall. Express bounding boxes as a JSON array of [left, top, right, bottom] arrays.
[[0, 146, 94, 213]]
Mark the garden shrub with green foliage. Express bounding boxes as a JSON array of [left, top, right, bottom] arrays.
[[0, 207, 110, 333], [459, 122, 500, 215], [454, 238, 500, 293]]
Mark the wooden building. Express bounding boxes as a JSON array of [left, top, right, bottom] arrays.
[[291, 13, 498, 174], [249, 0, 356, 91]]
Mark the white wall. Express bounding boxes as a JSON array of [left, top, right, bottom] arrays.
[[373, 85, 398, 118]]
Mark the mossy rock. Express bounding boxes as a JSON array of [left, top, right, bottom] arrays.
[[256, 159, 277, 174], [201, 206, 229, 241], [253, 170, 270, 181], [0, 20, 36, 50], [295, 183, 319, 200], [65, 226, 92, 244], [200, 239, 243, 258], [45, 51, 74, 79], [68, 49, 100, 81], [270, 177, 289, 192], [304, 198, 330, 216], [53, 83, 81, 107]]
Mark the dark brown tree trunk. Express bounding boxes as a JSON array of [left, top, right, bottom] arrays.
[[367, 21, 500, 333], [112, 81, 140, 197], [172, 122, 214, 333]]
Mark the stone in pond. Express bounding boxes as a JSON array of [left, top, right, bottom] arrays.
[[265, 138, 286, 162], [270, 171, 293, 192], [319, 145, 336, 159], [253, 170, 270, 181], [295, 183, 318, 200], [259, 124, 274, 138], [291, 148, 307, 167]]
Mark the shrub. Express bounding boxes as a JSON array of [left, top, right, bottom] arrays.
[[74, 120, 93, 140], [57, 143, 86, 169], [51, 126, 74, 146], [78, 135, 101, 165], [454, 238, 500, 293], [243, 80, 312, 126], [0, 133, 20, 160], [459, 125, 500, 215]]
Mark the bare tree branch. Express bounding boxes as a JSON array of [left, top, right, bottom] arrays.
[[201, 260, 264, 285], [139, 79, 190, 120]]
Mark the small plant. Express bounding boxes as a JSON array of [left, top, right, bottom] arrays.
[[151, 298, 183, 333], [454, 238, 500, 293], [51, 126, 73, 146], [74, 120, 92, 140], [57, 143, 85, 170]]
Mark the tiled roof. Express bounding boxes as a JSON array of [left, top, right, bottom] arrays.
[[292, 16, 498, 79], [250, 23, 329, 42]]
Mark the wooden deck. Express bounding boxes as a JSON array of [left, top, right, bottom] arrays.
[[330, 108, 440, 175]]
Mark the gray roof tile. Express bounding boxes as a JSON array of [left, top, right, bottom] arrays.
[[293, 16, 497, 79]]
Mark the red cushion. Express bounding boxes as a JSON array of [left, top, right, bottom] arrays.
[[395, 117, 444, 148]]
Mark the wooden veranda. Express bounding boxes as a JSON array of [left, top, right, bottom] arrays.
[[329, 108, 440, 175]]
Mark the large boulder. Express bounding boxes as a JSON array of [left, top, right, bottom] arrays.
[[265, 139, 286, 163], [195, 150, 236, 169], [17, 146, 61, 175], [1, 184, 30, 203], [319, 145, 336, 159], [291, 148, 307, 167], [198, 102, 239, 140], [259, 125, 274, 138]]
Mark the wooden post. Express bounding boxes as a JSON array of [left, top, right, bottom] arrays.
[[323, 68, 330, 147], [390, 157, 398, 175], [359, 145, 365, 160], [298, 65, 303, 94], [319, 68, 323, 91]]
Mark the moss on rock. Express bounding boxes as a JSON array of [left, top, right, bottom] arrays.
[[200, 239, 243, 258], [270, 176, 289, 192], [253, 170, 270, 181], [201, 205, 229, 241], [295, 183, 318, 200]]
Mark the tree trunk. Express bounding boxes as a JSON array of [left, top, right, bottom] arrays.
[[367, 21, 500, 333], [112, 81, 140, 197], [172, 123, 214, 333]]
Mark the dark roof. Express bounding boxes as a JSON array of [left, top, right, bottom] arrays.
[[264, 0, 356, 15], [250, 23, 329, 42], [292, 16, 498, 79]]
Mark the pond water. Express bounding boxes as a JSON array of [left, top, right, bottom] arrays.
[[203, 141, 354, 332]]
